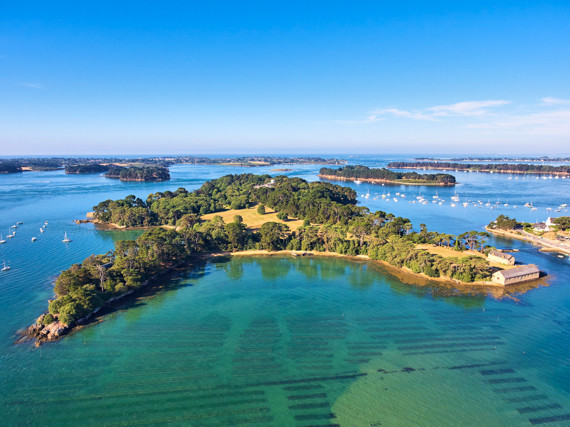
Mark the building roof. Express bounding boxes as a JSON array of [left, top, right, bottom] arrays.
[[494, 264, 540, 280], [488, 250, 514, 261]]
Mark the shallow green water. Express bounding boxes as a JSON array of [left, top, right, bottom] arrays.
[[1, 255, 569, 426], [1, 158, 570, 426]]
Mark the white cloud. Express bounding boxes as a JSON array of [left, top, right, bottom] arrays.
[[427, 100, 510, 116], [541, 97, 570, 106], [20, 82, 43, 89], [372, 108, 436, 121], [467, 109, 570, 134], [340, 97, 570, 136]]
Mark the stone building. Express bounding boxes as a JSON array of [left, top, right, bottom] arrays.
[[492, 265, 540, 285], [487, 250, 515, 265]]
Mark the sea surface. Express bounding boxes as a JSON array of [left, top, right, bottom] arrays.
[[0, 155, 569, 426]]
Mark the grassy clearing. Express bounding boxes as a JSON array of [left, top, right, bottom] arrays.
[[201, 206, 305, 231], [416, 244, 515, 269]]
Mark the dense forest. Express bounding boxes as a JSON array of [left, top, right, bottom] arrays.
[[105, 165, 171, 182], [65, 164, 110, 174], [388, 161, 570, 174], [93, 174, 362, 227], [319, 165, 456, 185], [39, 174, 495, 330], [0, 162, 22, 173]]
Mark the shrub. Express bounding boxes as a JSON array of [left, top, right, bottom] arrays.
[[42, 314, 55, 325]]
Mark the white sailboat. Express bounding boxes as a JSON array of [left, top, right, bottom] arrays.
[[63, 232, 72, 243], [1, 261, 10, 271], [31, 237, 37, 242], [0, 235, 5, 244], [40, 228, 45, 233]]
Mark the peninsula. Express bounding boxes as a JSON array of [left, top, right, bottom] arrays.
[[319, 165, 456, 185], [486, 215, 570, 255], [388, 161, 570, 176], [25, 174, 538, 344]]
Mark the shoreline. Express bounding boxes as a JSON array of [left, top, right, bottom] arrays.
[[22, 249, 542, 346], [19, 257, 201, 346], [217, 250, 502, 287], [318, 174, 455, 186], [485, 226, 570, 255]]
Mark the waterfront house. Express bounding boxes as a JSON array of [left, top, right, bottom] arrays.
[[487, 250, 515, 265], [545, 217, 558, 227], [533, 222, 549, 232], [492, 265, 540, 285]]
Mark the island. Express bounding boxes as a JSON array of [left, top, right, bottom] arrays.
[[388, 161, 570, 176], [24, 174, 541, 344], [105, 165, 170, 182], [486, 215, 570, 255], [319, 165, 456, 185]]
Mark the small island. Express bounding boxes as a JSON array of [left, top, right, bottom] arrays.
[[319, 165, 456, 186], [105, 165, 171, 182], [25, 174, 541, 344], [388, 161, 570, 176]]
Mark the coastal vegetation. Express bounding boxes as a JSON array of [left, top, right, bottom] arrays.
[[0, 162, 22, 173], [65, 164, 109, 174], [319, 165, 456, 185], [105, 165, 171, 182], [30, 174, 503, 342], [388, 161, 570, 175], [489, 215, 524, 230], [553, 217, 570, 231]]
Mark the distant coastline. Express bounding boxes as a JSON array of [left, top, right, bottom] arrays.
[[389, 161, 570, 176]]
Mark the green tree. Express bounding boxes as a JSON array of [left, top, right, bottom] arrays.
[[553, 217, 570, 231], [259, 222, 289, 250], [257, 204, 266, 215]]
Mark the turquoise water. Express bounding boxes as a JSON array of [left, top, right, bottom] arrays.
[[1, 158, 570, 426]]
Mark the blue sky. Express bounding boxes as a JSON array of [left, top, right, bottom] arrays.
[[1, 1, 569, 155]]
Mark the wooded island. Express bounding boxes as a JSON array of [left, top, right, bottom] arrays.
[[319, 165, 456, 185], [27, 174, 534, 344]]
